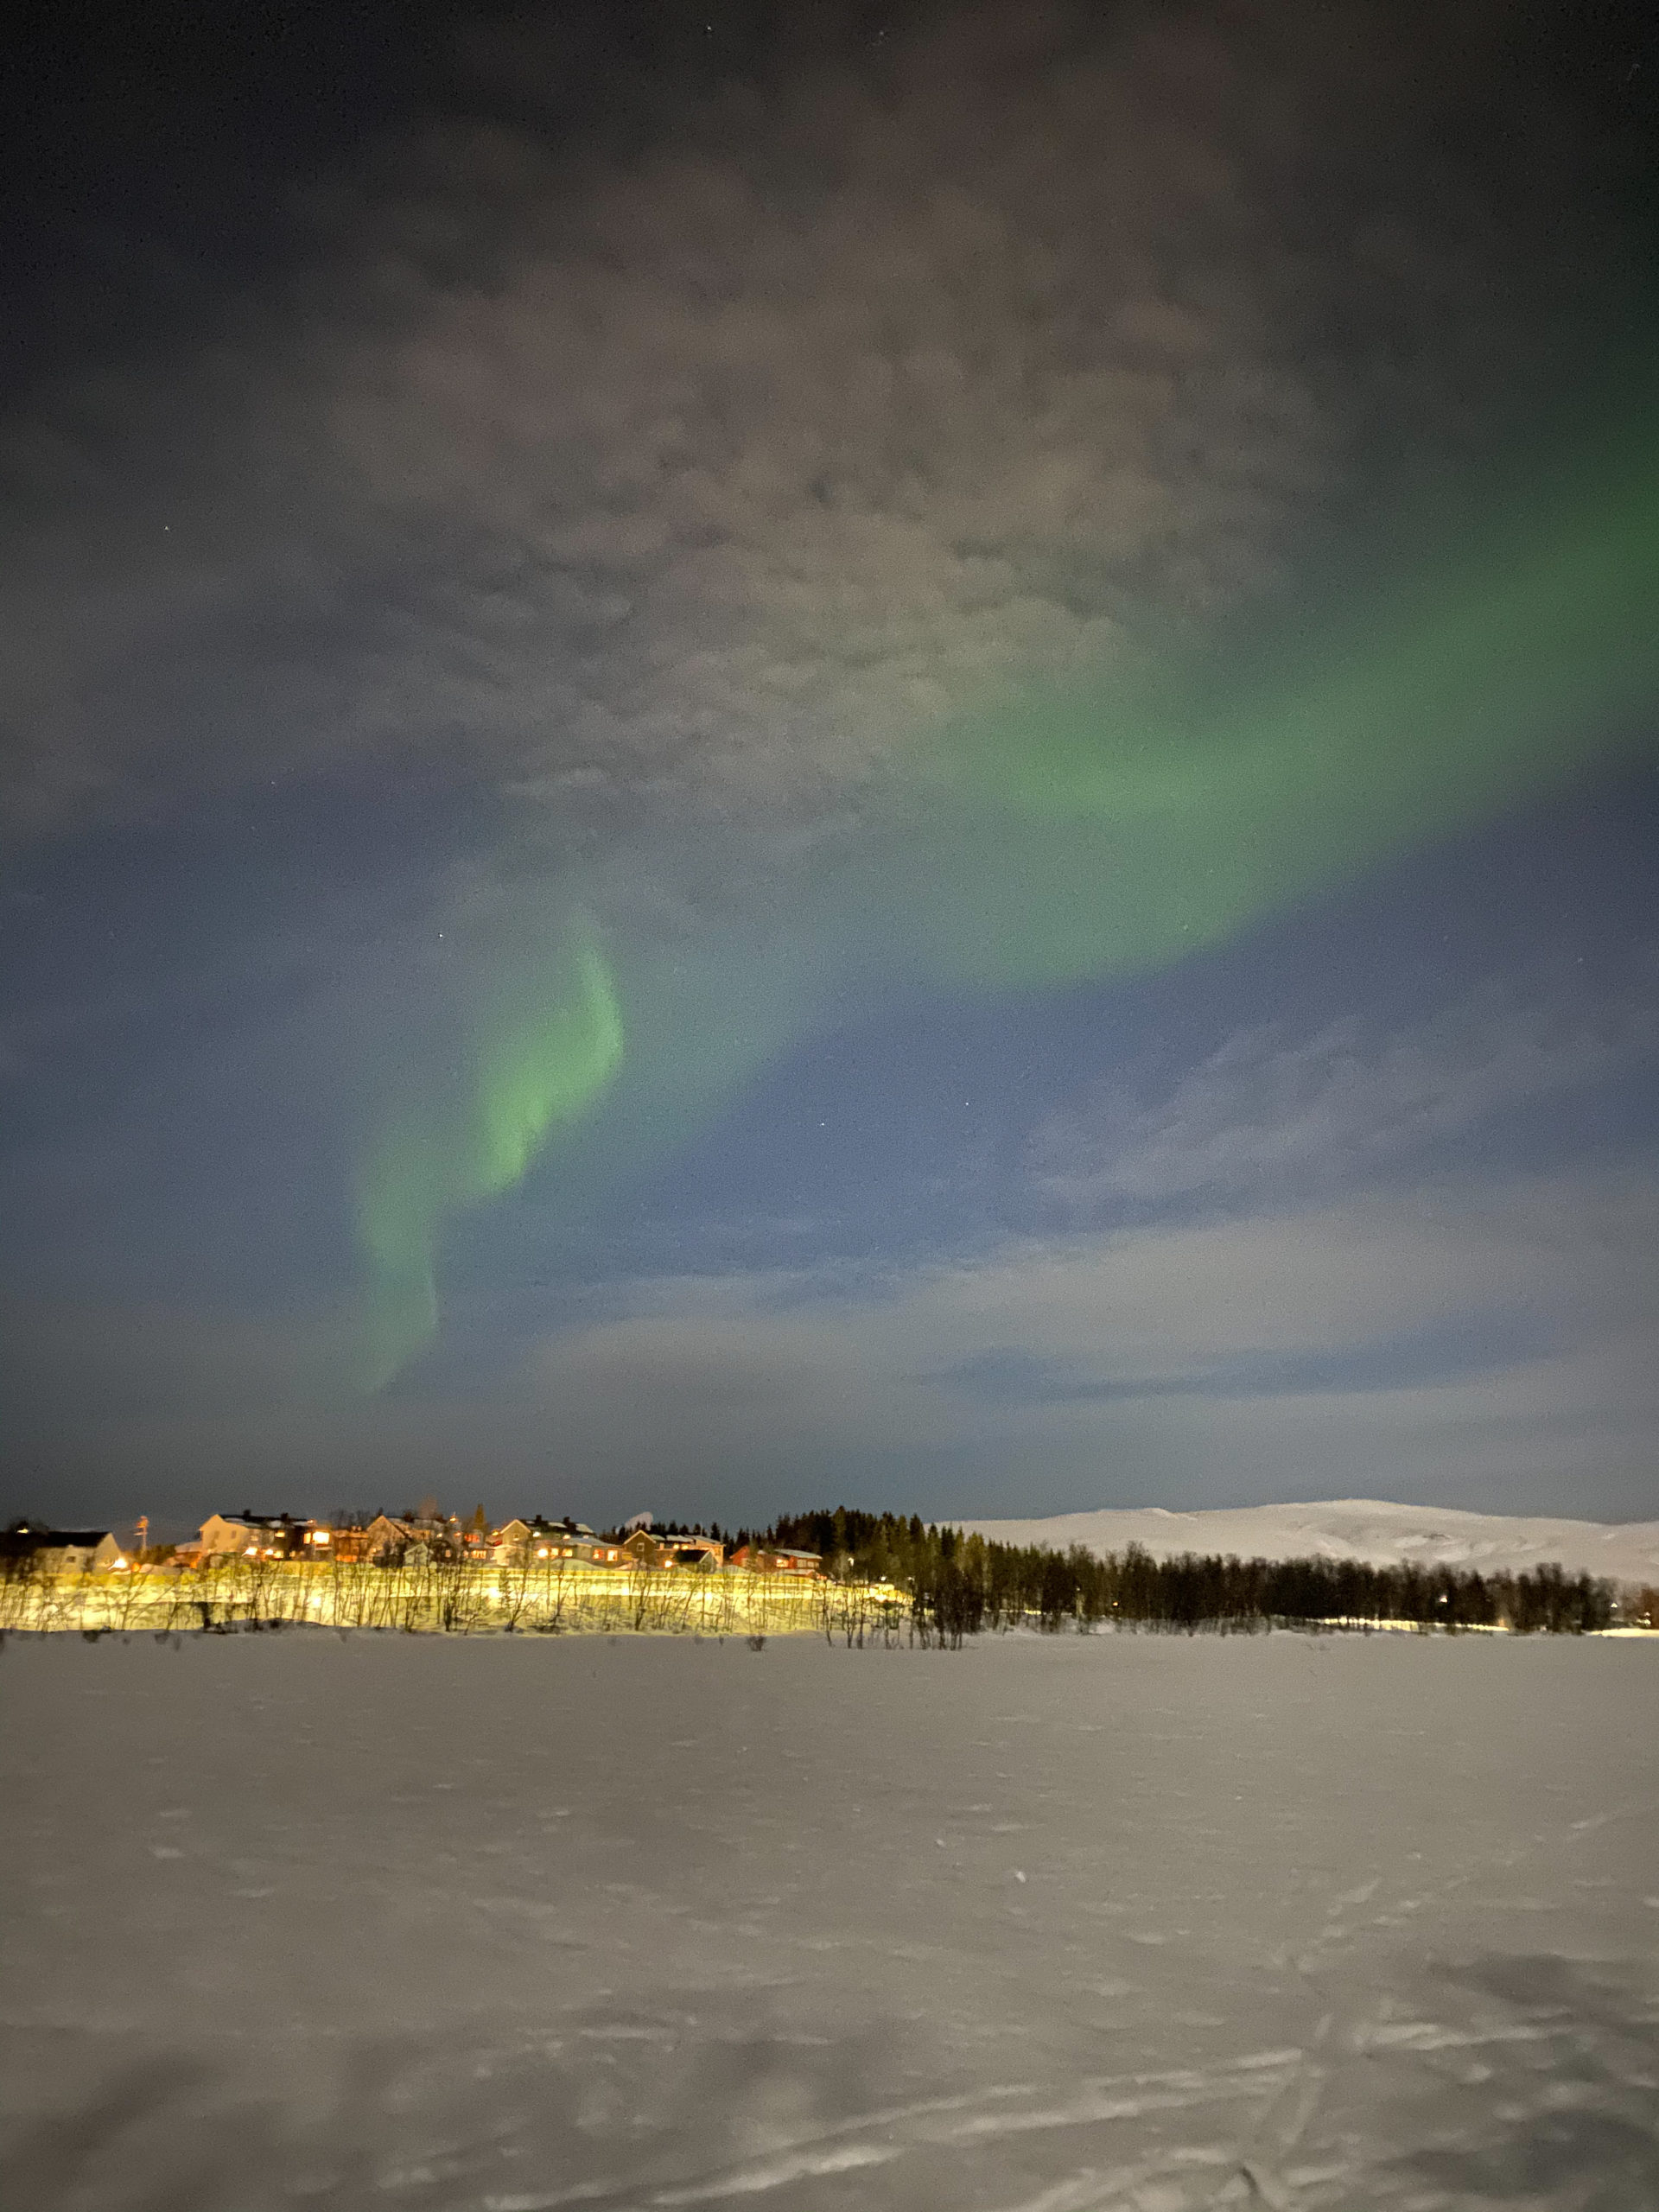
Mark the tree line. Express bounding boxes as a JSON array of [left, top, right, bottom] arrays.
[[761, 1507, 1619, 1643]]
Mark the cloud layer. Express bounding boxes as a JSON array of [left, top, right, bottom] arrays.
[[1029, 949, 1659, 1217], [493, 1163, 1659, 1519]]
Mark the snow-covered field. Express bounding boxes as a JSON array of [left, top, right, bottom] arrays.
[[968, 1497, 1659, 1589], [2, 1630, 1656, 2210]]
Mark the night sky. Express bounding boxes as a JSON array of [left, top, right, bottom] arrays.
[[4, 1, 1657, 1535]]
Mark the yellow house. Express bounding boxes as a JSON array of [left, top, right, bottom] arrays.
[[498, 1520, 626, 1566], [620, 1529, 725, 1571]]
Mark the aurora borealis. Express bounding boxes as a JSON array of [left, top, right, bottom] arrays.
[[354, 927, 624, 1384], [3, 0, 1658, 1531], [347, 393, 1659, 1382], [917, 403, 1659, 990]]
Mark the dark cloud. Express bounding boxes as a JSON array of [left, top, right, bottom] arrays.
[[2, 2, 1639, 836]]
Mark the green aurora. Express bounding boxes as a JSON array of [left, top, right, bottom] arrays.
[[353, 410, 1659, 1382], [906, 419, 1659, 988], [354, 931, 624, 1388]]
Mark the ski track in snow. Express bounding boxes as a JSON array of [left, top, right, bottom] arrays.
[[0, 1631, 1655, 2209]]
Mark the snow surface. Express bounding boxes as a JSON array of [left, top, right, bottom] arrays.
[[2, 1630, 1656, 2210], [967, 1497, 1659, 1587]]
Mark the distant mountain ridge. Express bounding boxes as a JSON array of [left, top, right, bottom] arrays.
[[964, 1498, 1659, 1588]]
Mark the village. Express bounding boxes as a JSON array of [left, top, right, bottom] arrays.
[[0, 1506, 868, 1643], [1, 1509, 823, 1581]]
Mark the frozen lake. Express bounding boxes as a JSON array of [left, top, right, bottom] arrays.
[[2, 1630, 1655, 2209]]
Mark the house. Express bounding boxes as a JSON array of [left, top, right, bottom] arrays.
[[307, 1523, 372, 1563], [620, 1529, 725, 1571], [493, 1516, 539, 1559], [52, 1529, 129, 1573], [359, 1512, 475, 1565], [728, 1544, 821, 1577], [364, 1514, 429, 1565], [1, 1522, 127, 1574], [497, 1519, 626, 1567], [198, 1512, 310, 1560]]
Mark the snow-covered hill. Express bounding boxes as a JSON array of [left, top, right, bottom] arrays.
[[965, 1497, 1659, 1586]]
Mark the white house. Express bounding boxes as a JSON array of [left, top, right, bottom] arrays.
[[5, 1522, 127, 1573], [198, 1512, 309, 1560]]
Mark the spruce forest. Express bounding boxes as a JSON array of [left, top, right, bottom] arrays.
[[762, 1510, 1621, 1645]]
